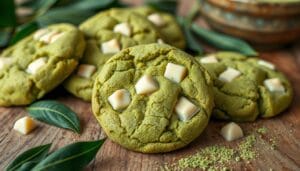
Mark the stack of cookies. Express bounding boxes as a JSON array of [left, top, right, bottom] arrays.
[[0, 7, 293, 153]]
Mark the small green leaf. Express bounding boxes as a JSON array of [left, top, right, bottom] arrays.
[[6, 144, 51, 171], [15, 161, 39, 171], [191, 23, 258, 56], [32, 139, 106, 171], [0, 0, 17, 27], [9, 22, 39, 45], [27, 100, 81, 133], [145, 0, 177, 14], [177, 16, 203, 55]]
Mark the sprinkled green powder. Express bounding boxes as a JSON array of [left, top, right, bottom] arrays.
[[257, 127, 268, 134], [239, 135, 257, 160]]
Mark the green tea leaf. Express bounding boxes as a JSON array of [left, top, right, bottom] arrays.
[[32, 140, 106, 171], [145, 0, 177, 14], [27, 100, 81, 133], [6, 144, 51, 171], [177, 16, 203, 55], [0, 0, 17, 27], [191, 23, 258, 56], [15, 161, 39, 171], [9, 22, 39, 45]]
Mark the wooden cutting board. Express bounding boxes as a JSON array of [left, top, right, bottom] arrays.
[[1, 0, 300, 170]]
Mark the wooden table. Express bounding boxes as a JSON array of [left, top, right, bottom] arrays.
[[1, 0, 300, 170]]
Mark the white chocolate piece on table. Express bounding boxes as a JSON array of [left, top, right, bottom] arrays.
[[39, 31, 59, 43], [26, 57, 47, 75], [113, 22, 132, 36], [258, 60, 275, 70], [0, 57, 13, 70], [264, 78, 285, 93], [135, 75, 159, 95], [13, 116, 37, 135], [33, 28, 48, 40], [175, 97, 199, 122], [164, 63, 187, 83], [147, 13, 165, 27], [101, 39, 121, 54], [200, 55, 218, 64], [220, 122, 244, 141], [108, 89, 131, 110], [77, 64, 96, 78], [219, 67, 241, 82]]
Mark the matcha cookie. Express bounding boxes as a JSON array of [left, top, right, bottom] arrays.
[[196, 52, 292, 122], [0, 24, 85, 106], [92, 44, 214, 153], [63, 8, 163, 101], [132, 6, 186, 49]]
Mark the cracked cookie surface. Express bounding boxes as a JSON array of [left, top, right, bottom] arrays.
[[0, 24, 85, 106], [196, 52, 293, 122], [92, 44, 214, 153], [63, 8, 162, 101]]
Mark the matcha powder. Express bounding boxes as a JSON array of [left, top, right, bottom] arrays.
[[173, 135, 258, 170]]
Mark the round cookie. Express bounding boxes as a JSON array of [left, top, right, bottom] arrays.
[[92, 44, 214, 153], [63, 8, 163, 101], [0, 24, 85, 106], [131, 6, 186, 49], [196, 52, 293, 122]]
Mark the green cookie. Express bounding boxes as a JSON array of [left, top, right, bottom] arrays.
[[131, 6, 186, 49], [0, 24, 85, 106], [63, 8, 163, 101], [92, 44, 214, 153], [196, 52, 293, 122]]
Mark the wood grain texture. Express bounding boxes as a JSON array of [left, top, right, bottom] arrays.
[[1, 0, 300, 170]]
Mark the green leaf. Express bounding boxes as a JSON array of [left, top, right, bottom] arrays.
[[177, 16, 203, 55], [9, 22, 39, 45], [0, 0, 17, 27], [26, 0, 59, 17], [6, 144, 51, 171], [0, 28, 12, 47], [191, 23, 258, 56], [15, 161, 39, 171], [32, 139, 106, 171], [27, 100, 81, 133], [36, 0, 118, 26], [145, 0, 177, 14]]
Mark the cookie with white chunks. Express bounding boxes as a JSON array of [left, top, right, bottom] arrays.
[[131, 6, 186, 49], [92, 44, 214, 153], [63, 8, 163, 101], [196, 52, 293, 121], [0, 24, 85, 106]]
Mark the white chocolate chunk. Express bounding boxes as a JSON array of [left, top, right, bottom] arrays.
[[113, 22, 132, 36], [26, 57, 47, 75], [108, 89, 131, 110], [49, 32, 64, 43], [135, 75, 159, 95], [175, 97, 199, 122], [77, 64, 96, 78], [200, 55, 218, 64], [39, 31, 58, 43], [264, 78, 285, 93], [157, 39, 164, 44], [220, 122, 244, 141], [33, 28, 48, 40], [101, 39, 121, 54], [258, 60, 275, 70], [164, 63, 187, 83], [0, 57, 13, 70], [13, 116, 37, 135], [148, 13, 165, 27], [219, 67, 241, 82]]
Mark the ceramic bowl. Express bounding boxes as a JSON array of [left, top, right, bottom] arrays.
[[199, 0, 300, 47]]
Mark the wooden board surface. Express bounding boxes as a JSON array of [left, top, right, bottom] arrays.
[[1, 0, 300, 170]]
